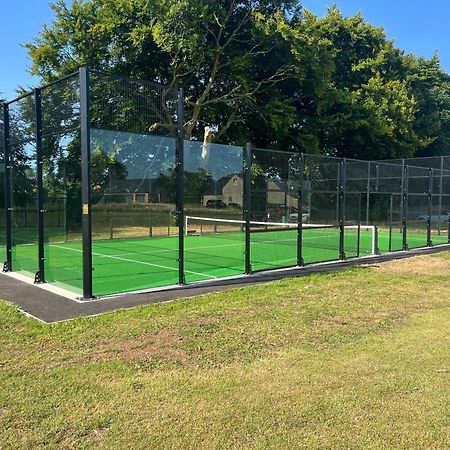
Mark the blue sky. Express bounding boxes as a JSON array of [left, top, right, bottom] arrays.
[[1, 0, 450, 100], [302, 0, 450, 72], [1, 0, 56, 100]]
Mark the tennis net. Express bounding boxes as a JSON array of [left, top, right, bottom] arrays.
[[185, 216, 376, 271]]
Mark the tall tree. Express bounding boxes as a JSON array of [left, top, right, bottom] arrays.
[[405, 55, 450, 156], [273, 7, 424, 159], [25, 1, 450, 159], [27, 0, 299, 142]]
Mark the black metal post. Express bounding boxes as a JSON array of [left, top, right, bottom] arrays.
[[389, 194, 393, 252], [366, 161, 371, 225], [438, 156, 444, 236], [297, 153, 304, 266], [339, 158, 346, 260], [448, 214, 450, 244], [335, 164, 340, 223], [176, 88, 185, 285], [427, 168, 433, 247], [35, 88, 45, 283], [402, 164, 409, 251], [2, 103, 12, 272], [447, 214, 450, 244], [357, 193, 361, 257], [244, 143, 252, 274], [79, 67, 93, 299]]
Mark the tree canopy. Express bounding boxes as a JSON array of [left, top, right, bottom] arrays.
[[26, 0, 450, 160]]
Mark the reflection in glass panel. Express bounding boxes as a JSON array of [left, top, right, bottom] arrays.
[[90, 129, 179, 295], [42, 133, 83, 294], [184, 141, 244, 281], [11, 142, 38, 275]]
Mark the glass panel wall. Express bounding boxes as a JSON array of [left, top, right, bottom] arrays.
[[184, 142, 244, 281], [89, 73, 180, 296], [41, 75, 82, 293], [9, 94, 38, 276]]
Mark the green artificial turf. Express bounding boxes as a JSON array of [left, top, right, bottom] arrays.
[[2, 225, 448, 297]]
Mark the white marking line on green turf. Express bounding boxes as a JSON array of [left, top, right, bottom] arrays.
[[89, 240, 243, 258], [51, 245, 218, 279], [46, 237, 246, 259]]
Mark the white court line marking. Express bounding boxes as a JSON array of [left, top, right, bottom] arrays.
[[51, 234, 346, 261], [51, 245, 218, 279], [47, 227, 373, 258], [90, 239, 245, 258], [48, 229, 374, 276]]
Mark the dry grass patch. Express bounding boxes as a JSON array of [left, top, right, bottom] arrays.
[[91, 329, 189, 364], [370, 254, 450, 276]]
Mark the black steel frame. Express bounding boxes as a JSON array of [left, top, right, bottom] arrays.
[[244, 142, 252, 275], [297, 153, 304, 266], [80, 67, 93, 299], [35, 88, 45, 283], [402, 164, 409, 251], [427, 168, 433, 247], [176, 88, 186, 285], [339, 158, 346, 260], [2, 102, 12, 272]]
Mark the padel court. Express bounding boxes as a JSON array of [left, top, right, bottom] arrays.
[[2, 69, 450, 300], [7, 223, 448, 297]]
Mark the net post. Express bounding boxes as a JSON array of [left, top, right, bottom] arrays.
[[80, 67, 93, 299], [427, 168, 433, 247], [402, 164, 409, 251], [35, 88, 45, 283], [2, 102, 12, 272], [176, 87, 186, 285], [244, 142, 252, 274], [339, 158, 346, 260], [297, 153, 304, 266]]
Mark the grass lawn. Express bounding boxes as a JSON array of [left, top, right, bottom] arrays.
[[1, 252, 449, 449]]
